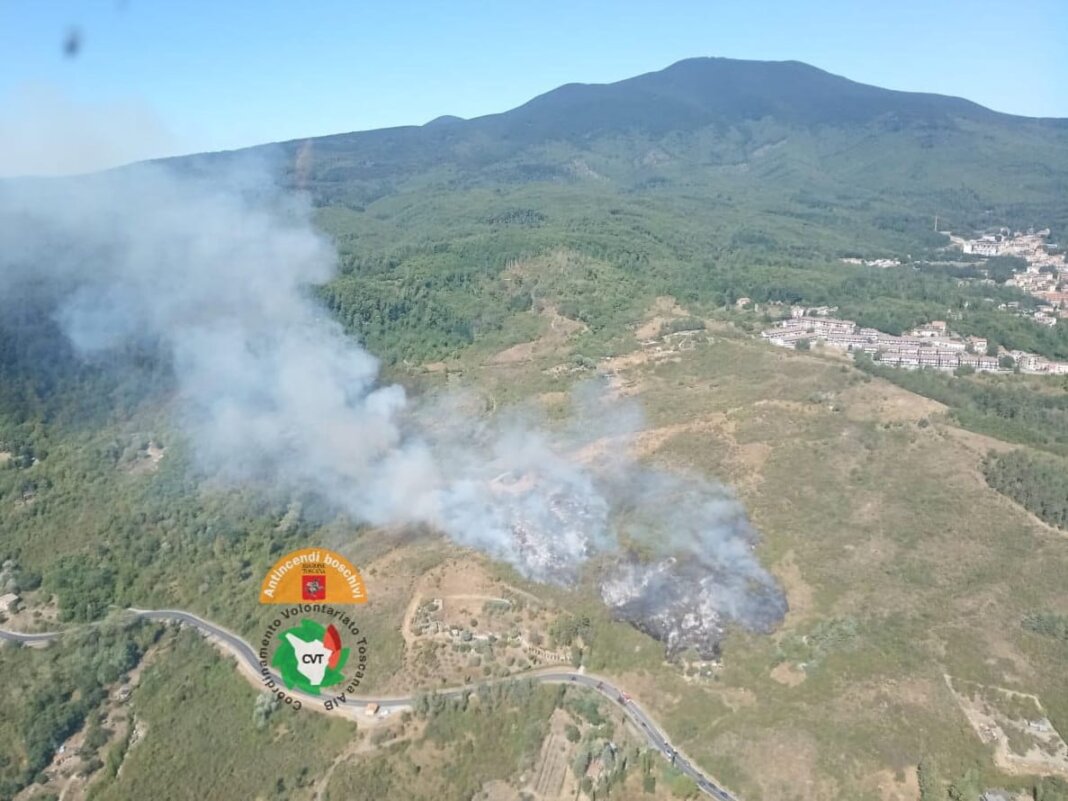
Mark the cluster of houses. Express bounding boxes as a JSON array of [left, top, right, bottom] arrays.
[[762, 310, 1068, 375], [955, 228, 1062, 267], [1004, 269, 1068, 327], [836, 229, 1067, 333], [952, 229, 1068, 327]]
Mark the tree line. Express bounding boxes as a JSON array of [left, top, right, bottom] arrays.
[[982, 450, 1068, 531]]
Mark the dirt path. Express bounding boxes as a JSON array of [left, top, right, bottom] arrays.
[[401, 592, 423, 648], [56, 776, 77, 801]]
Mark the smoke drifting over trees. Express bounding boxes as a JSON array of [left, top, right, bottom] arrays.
[[0, 163, 785, 654]]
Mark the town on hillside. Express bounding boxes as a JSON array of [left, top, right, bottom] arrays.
[[762, 306, 1068, 375], [951, 228, 1068, 326], [842, 227, 1068, 329]]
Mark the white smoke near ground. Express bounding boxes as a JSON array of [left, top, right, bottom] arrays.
[[0, 162, 785, 656]]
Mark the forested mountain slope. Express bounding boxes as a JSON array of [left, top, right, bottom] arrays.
[[153, 58, 1068, 364]]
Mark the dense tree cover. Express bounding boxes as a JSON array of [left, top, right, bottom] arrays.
[[0, 382, 325, 627], [956, 312, 1068, 362], [983, 450, 1068, 530], [271, 57, 1068, 238], [549, 614, 593, 648], [985, 255, 1030, 284], [0, 300, 345, 625], [0, 620, 160, 799], [917, 757, 945, 801], [0, 297, 171, 435], [44, 559, 117, 622], [308, 174, 1068, 367], [659, 317, 706, 336]]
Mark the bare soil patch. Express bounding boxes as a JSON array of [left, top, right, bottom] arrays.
[[634, 296, 692, 341], [624, 409, 771, 493], [770, 661, 807, 687], [125, 441, 166, 475], [627, 415, 731, 460], [869, 767, 920, 801], [716, 686, 759, 711], [474, 780, 522, 801], [941, 425, 1018, 456], [534, 390, 570, 409], [2, 590, 60, 631], [946, 675, 1068, 778]]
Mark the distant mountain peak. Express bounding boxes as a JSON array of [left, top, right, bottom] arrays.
[[489, 56, 1009, 140], [151, 56, 1066, 191], [425, 115, 464, 127]]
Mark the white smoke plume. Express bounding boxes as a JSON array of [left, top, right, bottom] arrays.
[[0, 162, 785, 654]]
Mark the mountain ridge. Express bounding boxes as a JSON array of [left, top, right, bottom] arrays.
[[256, 56, 1068, 155], [145, 56, 1065, 227]]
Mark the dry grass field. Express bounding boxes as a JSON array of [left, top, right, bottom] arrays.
[[439, 299, 1068, 800]]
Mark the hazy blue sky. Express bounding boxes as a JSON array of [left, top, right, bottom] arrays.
[[2, 0, 1066, 174]]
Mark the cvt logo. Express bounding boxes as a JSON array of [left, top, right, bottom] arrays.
[[271, 618, 349, 695], [257, 605, 371, 711]]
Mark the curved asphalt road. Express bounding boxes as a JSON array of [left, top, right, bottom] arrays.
[[1, 609, 735, 801]]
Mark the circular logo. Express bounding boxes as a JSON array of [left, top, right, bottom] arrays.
[[257, 605, 370, 712], [273, 618, 349, 694]]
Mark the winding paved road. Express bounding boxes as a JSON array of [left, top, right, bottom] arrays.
[[1, 609, 736, 801]]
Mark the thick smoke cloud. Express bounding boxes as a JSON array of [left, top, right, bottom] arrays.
[[0, 163, 785, 655]]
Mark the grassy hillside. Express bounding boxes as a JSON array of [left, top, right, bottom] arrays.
[[3, 298, 1068, 800]]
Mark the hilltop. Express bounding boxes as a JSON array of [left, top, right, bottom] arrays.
[[165, 57, 1068, 236]]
